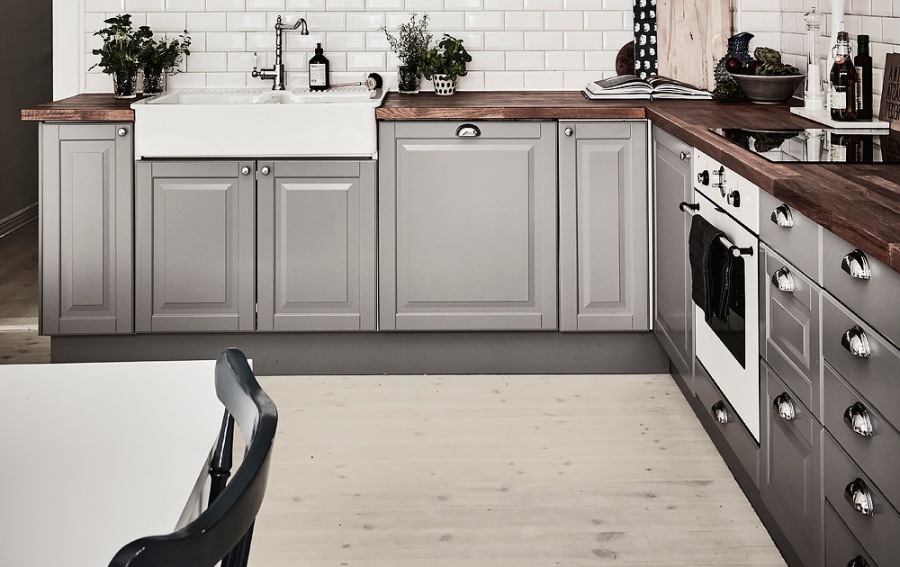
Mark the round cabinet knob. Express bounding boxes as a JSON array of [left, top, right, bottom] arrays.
[[771, 267, 795, 293], [679, 151, 690, 161], [844, 402, 874, 437], [844, 478, 874, 517], [727, 190, 741, 207], [564, 127, 574, 137], [841, 249, 871, 280], [117, 128, 127, 137], [697, 170, 710, 186], [711, 401, 730, 425], [260, 166, 271, 176], [240, 166, 251, 176], [841, 326, 871, 358], [770, 204, 794, 228], [773, 393, 796, 421]]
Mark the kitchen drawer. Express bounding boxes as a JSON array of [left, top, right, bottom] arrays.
[[761, 361, 823, 567], [759, 190, 821, 283], [823, 295, 900, 429], [393, 120, 545, 140], [824, 433, 900, 566], [825, 500, 877, 567], [824, 361, 900, 510], [694, 360, 759, 487], [762, 246, 821, 418], [823, 229, 900, 348]]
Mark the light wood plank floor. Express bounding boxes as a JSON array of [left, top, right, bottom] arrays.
[[253, 374, 785, 566], [0, 221, 49, 364]]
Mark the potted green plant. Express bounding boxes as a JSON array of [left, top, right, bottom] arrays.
[[421, 34, 472, 96], [380, 13, 432, 94], [90, 14, 152, 99], [139, 32, 192, 95]]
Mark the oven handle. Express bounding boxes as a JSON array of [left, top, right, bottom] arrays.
[[679, 202, 754, 257]]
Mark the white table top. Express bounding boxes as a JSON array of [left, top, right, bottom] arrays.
[[0, 360, 224, 567]]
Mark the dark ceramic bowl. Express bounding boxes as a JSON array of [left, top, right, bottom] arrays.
[[729, 73, 806, 105]]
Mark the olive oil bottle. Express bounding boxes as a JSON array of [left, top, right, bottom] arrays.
[[829, 31, 857, 121], [854, 34, 873, 120]]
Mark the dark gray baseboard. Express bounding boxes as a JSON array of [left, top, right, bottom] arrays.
[[0, 203, 38, 239], [51, 331, 669, 376]]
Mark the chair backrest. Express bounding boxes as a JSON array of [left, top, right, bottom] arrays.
[[108, 348, 278, 567]]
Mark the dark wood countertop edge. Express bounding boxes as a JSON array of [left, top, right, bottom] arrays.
[[21, 109, 135, 122], [375, 107, 647, 120]]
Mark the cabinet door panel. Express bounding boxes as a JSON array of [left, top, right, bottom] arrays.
[[41, 123, 133, 335], [560, 121, 649, 331], [135, 161, 255, 332]]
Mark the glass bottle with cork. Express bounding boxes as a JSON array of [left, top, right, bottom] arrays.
[[854, 34, 873, 120], [829, 31, 858, 121]]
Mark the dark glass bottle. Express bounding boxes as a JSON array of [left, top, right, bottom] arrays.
[[308, 43, 329, 91], [854, 34, 873, 120], [830, 31, 858, 121]]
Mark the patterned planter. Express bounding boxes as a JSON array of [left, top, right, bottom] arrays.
[[432, 74, 457, 96]]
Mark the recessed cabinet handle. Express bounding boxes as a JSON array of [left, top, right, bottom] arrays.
[[240, 166, 251, 176], [773, 393, 796, 421], [456, 124, 481, 137], [844, 478, 875, 517], [771, 267, 795, 293], [117, 127, 128, 137], [847, 556, 869, 567], [770, 205, 794, 228], [841, 326, 871, 358], [679, 151, 690, 161], [841, 250, 871, 280], [711, 401, 730, 424], [844, 402, 874, 437]]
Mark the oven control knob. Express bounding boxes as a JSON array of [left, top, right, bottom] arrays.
[[727, 190, 741, 207], [697, 171, 710, 186]]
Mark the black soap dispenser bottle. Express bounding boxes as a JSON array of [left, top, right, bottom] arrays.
[[309, 43, 329, 91]]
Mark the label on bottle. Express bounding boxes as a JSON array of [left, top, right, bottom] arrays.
[[855, 66, 863, 111], [829, 89, 848, 110], [309, 63, 327, 87]]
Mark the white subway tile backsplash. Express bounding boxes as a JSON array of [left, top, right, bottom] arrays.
[[85, 0, 125, 10], [584, 11, 626, 30], [484, 70, 525, 89], [286, 0, 326, 8], [467, 50, 506, 69], [564, 30, 602, 50], [186, 12, 227, 31], [427, 11, 466, 30], [524, 31, 563, 50], [205, 0, 245, 9], [506, 51, 544, 69], [326, 0, 365, 10], [466, 11, 505, 30], [445, 0, 482, 9], [167, 0, 205, 10], [126, 0, 166, 11], [871, 0, 892, 16], [545, 50, 583, 69], [505, 11, 544, 30], [403, 0, 443, 9], [603, 29, 634, 50], [326, 31, 367, 49], [524, 0, 562, 10], [205, 32, 245, 51], [346, 51, 385, 70], [147, 12, 188, 31], [485, 31, 524, 50], [545, 11, 583, 31], [246, 0, 285, 9], [365, 0, 404, 9], [485, 0, 523, 9], [187, 51, 228, 71], [347, 12, 385, 30], [524, 70, 563, 88], [226, 11, 267, 30]]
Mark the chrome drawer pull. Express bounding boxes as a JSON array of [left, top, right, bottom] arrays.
[[844, 402, 874, 437], [841, 326, 871, 358], [711, 401, 730, 424], [847, 556, 869, 567], [844, 478, 874, 516], [770, 205, 794, 228], [455, 124, 481, 137], [773, 393, 796, 421], [679, 151, 690, 161], [771, 267, 795, 293], [841, 250, 871, 280]]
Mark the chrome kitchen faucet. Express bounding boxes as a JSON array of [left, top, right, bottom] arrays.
[[252, 15, 309, 90]]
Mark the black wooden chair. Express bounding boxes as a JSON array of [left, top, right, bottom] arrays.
[[108, 348, 278, 567]]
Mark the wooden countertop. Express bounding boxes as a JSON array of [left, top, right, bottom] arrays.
[[22, 91, 900, 272]]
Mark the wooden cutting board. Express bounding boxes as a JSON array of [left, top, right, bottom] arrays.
[[657, 0, 732, 89]]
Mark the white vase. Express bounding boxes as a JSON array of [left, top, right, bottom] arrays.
[[432, 74, 457, 96]]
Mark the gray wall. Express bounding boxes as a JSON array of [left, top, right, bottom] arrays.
[[0, 1, 52, 224]]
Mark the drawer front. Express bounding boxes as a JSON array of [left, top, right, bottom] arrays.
[[695, 361, 760, 487], [823, 229, 900, 348], [761, 361, 823, 567], [762, 246, 821, 417], [759, 190, 821, 282], [393, 120, 545, 140], [825, 500, 878, 567], [824, 433, 900, 566], [823, 296, 900, 429], [824, 361, 900, 510]]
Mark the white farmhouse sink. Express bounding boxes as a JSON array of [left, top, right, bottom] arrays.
[[132, 87, 387, 159]]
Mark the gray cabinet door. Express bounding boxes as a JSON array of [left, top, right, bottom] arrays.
[[40, 123, 133, 335], [135, 161, 255, 332], [379, 121, 557, 331], [650, 125, 693, 377], [559, 121, 649, 331], [257, 160, 376, 331]]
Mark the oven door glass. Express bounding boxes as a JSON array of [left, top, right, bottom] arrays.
[[706, 255, 746, 368]]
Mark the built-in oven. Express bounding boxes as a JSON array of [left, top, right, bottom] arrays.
[[686, 149, 761, 441]]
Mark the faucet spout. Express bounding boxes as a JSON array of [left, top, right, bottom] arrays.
[[252, 15, 311, 90]]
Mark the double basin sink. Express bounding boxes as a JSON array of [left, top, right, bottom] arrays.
[[131, 86, 388, 159]]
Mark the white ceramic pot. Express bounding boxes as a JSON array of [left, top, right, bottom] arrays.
[[432, 74, 457, 96]]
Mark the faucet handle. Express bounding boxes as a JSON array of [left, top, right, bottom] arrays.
[[252, 52, 259, 71]]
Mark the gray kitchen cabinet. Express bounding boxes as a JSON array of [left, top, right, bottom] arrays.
[[378, 120, 557, 331], [650, 125, 693, 383], [256, 160, 376, 331], [761, 360, 823, 567], [135, 160, 256, 332], [559, 120, 649, 331], [39, 123, 133, 335]]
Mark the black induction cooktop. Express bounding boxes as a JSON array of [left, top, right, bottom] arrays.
[[710, 127, 900, 164]]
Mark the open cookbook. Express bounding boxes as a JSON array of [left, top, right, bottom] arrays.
[[583, 75, 713, 100]]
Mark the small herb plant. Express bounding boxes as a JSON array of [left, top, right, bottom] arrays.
[[421, 34, 472, 81], [140, 32, 192, 74], [90, 14, 152, 74], [380, 13, 432, 68]]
